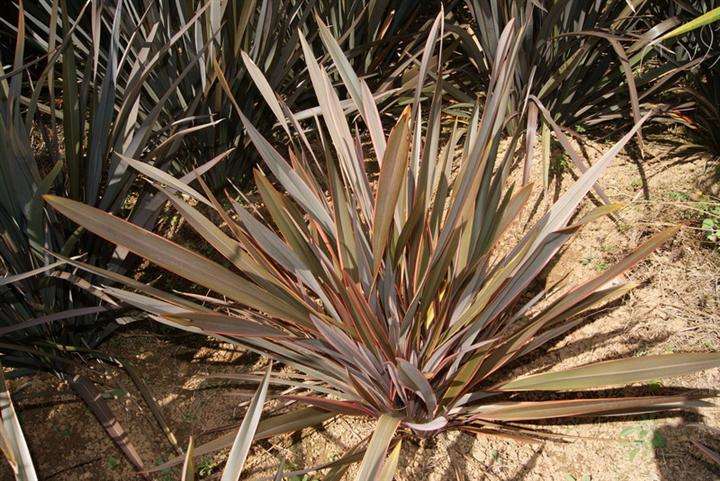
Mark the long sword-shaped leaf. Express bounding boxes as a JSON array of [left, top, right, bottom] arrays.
[[660, 7, 720, 40], [0, 260, 66, 287], [354, 415, 400, 481], [498, 353, 720, 391], [43, 195, 304, 323], [0, 369, 37, 481], [121, 362, 182, 455], [240, 50, 290, 137], [378, 440, 402, 481], [67, 374, 148, 478], [181, 437, 195, 481], [297, 29, 373, 220], [117, 153, 212, 207], [534, 111, 651, 243], [160, 189, 260, 275], [474, 396, 712, 421], [371, 107, 411, 273], [220, 365, 272, 481], [693, 440, 720, 466], [0, 306, 108, 337], [397, 359, 437, 414], [147, 408, 334, 472], [163, 312, 286, 338], [237, 112, 335, 236]]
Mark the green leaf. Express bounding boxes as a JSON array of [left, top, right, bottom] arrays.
[[220, 365, 272, 481], [498, 353, 720, 391], [371, 107, 411, 274], [241, 51, 290, 137], [660, 7, 720, 40], [354, 415, 400, 481], [377, 440, 402, 481], [147, 408, 334, 473], [118, 153, 212, 207], [650, 432, 666, 449], [43, 195, 305, 324], [473, 396, 710, 421]]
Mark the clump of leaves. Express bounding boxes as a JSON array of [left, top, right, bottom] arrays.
[[702, 216, 720, 243], [197, 456, 219, 478], [45, 15, 720, 479], [1, 3, 221, 474], [106, 455, 121, 471], [14, 0, 424, 189], [455, 0, 699, 137], [661, 6, 720, 165]]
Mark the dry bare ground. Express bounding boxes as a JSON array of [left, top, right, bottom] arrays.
[[3, 138, 719, 481]]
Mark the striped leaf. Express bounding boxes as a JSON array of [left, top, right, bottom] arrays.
[[499, 353, 720, 391]]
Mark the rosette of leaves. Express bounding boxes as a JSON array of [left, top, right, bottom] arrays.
[[451, 0, 700, 140], [44, 14, 720, 479], [0, 2, 232, 473]]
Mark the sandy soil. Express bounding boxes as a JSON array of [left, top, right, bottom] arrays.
[[3, 138, 720, 481]]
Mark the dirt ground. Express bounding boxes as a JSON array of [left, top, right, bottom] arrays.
[[3, 137, 720, 481]]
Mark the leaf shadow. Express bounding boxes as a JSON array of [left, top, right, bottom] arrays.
[[654, 420, 720, 481]]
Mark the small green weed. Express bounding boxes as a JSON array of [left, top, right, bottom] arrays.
[[702, 216, 720, 243], [551, 153, 570, 175], [600, 243, 618, 254], [106, 455, 121, 470], [698, 201, 720, 247], [646, 379, 663, 392], [668, 191, 690, 201], [594, 260, 610, 272], [620, 424, 666, 461], [198, 456, 220, 478]]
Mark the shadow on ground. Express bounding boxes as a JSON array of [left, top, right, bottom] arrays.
[[655, 419, 720, 481]]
